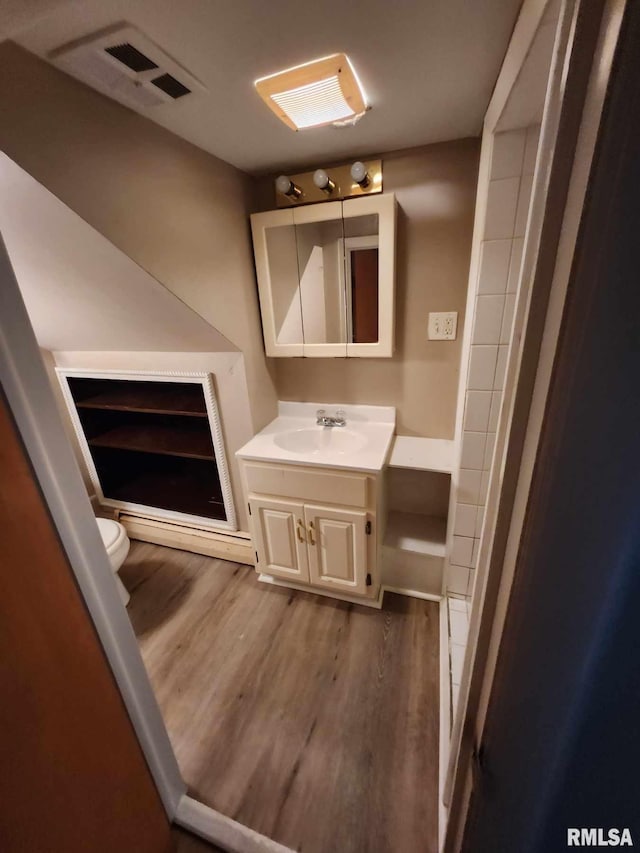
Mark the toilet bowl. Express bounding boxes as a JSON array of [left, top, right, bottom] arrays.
[[96, 517, 131, 606]]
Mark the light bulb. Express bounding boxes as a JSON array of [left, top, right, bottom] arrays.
[[313, 169, 335, 193], [275, 175, 302, 200], [350, 161, 370, 187]]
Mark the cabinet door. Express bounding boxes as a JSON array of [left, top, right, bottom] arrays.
[[250, 497, 309, 582], [304, 504, 368, 595]]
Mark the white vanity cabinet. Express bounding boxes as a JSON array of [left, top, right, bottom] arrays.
[[250, 192, 397, 358], [240, 460, 383, 606]]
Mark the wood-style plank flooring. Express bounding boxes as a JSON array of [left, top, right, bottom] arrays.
[[122, 541, 440, 853]]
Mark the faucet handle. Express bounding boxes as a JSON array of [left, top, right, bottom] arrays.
[[335, 408, 346, 418], [316, 408, 326, 418]]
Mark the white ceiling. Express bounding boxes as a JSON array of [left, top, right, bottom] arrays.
[[4, 0, 522, 174]]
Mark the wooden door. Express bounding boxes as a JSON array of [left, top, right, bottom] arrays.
[[304, 504, 368, 595], [250, 497, 310, 582], [0, 391, 171, 853]]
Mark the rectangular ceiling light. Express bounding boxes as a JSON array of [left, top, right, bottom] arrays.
[[255, 53, 367, 131]]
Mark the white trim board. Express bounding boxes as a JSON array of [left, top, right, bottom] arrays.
[[176, 795, 294, 853], [56, 367, 238, 532], [0, 234, 186, 815]]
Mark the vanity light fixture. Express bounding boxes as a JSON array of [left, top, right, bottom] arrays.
[[312, 169, 336, 194], [350, 161, 370, 188], [275, 174, 303, 201], [254, 53, 368, 131]]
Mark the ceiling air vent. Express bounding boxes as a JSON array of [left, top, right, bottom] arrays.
[[49, 24, 206, 112], [104, 42, 158, 73], [151, 73, 191, 99]]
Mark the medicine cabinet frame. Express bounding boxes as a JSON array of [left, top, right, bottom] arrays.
[[251, 192, 396, 358]]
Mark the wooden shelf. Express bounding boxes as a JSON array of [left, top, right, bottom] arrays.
[[89, 424, 214, 461], [107, 467, 225, 521], [75, 384, 207, 417], [389, 436, 455, 474], [384, 511, 446, 559]]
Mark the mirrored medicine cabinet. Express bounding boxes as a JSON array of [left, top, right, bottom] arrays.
[[250, 193, 396, 357]]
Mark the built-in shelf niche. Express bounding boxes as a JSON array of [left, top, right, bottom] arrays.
[[383, 437, 453, 597], [57, 371, 236, 531]]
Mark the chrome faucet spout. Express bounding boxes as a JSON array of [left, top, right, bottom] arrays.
[[316, 408, 347, 427]]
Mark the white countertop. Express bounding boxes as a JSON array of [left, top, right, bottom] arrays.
[[236, 401, 396, 473]]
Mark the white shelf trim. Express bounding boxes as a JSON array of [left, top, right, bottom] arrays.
[[389, 435, 455, 473]]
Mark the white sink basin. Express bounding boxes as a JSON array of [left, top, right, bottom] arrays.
[[273, 427, 367, 455], [236, 402, 396, 472]]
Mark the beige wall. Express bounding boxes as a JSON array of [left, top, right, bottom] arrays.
[[0, 153, 235, 353], [0, 42, 277, 432], [258, 139, 479, 438]]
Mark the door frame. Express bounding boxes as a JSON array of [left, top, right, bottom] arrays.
[[0, 236, 291, 852], [443, 0, 626, 849]]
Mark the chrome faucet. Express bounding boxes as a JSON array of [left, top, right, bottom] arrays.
[[316, 408, 347, 427]]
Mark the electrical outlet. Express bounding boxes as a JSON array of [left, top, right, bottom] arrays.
[[428, 311, 458, 340]]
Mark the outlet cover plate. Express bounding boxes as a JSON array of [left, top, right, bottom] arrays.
[[428, 312, 458, 340]]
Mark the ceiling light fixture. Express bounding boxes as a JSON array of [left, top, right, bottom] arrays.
[[275, 175, 303, 200], [255, 53, 368, 131]]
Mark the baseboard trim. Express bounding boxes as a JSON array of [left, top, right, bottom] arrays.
[[175, 794, 293, 853], [120, 514, 254, 565], [438, 598, 451, 851], [383, 584, 443, 603]]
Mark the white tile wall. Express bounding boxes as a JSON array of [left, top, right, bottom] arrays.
[[451, 535, 474, 568], [468, 345, 498, 391], [507, 238, 524, 293], [472, 295, 505, 344], [494, 345, 509, 390], [490, 129, 526, 180], [461, 431, 486, 470], [484, 177, 520, 240], [523, 126, 540, 175], [515, 173, 534, 236], [446, 125, 541, 616], [477, 239, 512, 294], [500, 293, 517, 345], [448, 564, 471, 596], [463, 390, 492, 432], [458, 468, 482, 504], [454, 502, 478, 538], [488, 390, 503, 432]]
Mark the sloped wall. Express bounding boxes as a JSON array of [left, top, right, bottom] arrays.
[[0, 41, 277, 432]]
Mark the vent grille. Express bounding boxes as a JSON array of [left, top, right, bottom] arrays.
[[104, 42, 158, 72], [271, 76, 353, 129], [151, 73, 191, 99]]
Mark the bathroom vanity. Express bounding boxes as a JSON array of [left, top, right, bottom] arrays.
[[237, 403, 395, 607]]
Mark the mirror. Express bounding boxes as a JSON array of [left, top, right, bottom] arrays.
[[294, 217, 346, 345], [342, 213, 379, 344], [264, 223, 303, 345], [251, 193, 395, 357]]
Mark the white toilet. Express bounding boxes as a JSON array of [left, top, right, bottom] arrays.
[[96, 517, 131, 606]]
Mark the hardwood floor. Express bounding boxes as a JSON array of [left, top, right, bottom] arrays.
[[122, 541, 440, 853]]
